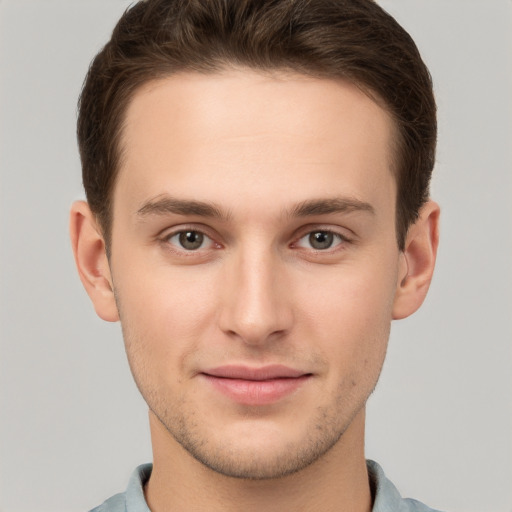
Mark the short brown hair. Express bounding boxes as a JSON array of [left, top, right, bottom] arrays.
[[77, 0, 436, 250]]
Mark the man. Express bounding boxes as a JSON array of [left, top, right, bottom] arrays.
[[70, 0, 441, 510]]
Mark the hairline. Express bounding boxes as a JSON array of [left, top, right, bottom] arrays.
[[100, 64, 407, 254]]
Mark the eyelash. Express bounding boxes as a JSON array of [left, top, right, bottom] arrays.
[[160, 226, 220, 254], [159, 226, 352, 255], [292, 229, 350, 252]]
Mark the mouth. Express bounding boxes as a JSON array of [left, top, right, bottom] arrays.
[[200, 365, 313, 405]]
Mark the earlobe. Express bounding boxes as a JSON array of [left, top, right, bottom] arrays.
[[69, 201, 119, 322], [392, 200, 440, 320]]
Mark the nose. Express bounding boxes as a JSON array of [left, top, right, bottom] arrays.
[[218, 246, 293, 346]]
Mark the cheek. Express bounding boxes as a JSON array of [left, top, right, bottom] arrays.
[[299, 257, 398, 328], [296, 258, 397, 373], [113, 262, 219, 376]]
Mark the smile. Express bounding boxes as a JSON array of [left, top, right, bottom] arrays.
[[200, 365, 312, 405]]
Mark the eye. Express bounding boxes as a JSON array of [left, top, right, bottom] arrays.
[[166, 230, 212, 251], [296, 230, 345, 250]]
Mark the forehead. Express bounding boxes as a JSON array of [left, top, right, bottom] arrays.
[[116, 68, 396, 218]]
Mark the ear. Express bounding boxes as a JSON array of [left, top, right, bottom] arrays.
[[392, 200, 440, 320], [69, 201, 119, 322]]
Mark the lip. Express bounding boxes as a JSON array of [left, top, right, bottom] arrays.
[[200, 365, 312, 405]]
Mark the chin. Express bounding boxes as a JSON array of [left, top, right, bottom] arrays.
[[186, 443, 327, 480], [166, 414, 348, 480]]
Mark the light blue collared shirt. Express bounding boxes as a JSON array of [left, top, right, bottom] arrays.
[[89, 460, 444, 512]]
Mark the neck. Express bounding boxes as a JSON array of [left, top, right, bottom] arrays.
[[144, 409, 372, 512]]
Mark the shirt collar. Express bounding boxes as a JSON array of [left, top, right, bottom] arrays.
[[125, 460, 431, 512]]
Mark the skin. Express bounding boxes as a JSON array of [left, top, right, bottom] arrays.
[[70, 68, 439, 512]]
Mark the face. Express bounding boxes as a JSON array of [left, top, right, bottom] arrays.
[[109, 69, 403, 479]]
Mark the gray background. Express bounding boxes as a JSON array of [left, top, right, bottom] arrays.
[[1, 1, 511, 511]]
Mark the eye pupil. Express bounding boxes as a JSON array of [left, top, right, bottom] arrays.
[[179, 231, 204, 250], [309, 231, 333, 250]]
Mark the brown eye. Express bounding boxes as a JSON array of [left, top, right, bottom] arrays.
[[308, 231, 334, 250], [175, 230, 205, 250]]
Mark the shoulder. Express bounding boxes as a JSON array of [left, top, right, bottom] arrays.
[[367, 460, 446, 512], [88, 492, 126, 512], [88, 463, 152, 512], [400, 497, 445, 512]]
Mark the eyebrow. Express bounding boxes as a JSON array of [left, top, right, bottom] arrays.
[[136, 195, 231, 221], [136, 195, 375, 221], [288, 197, 375, 217]]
